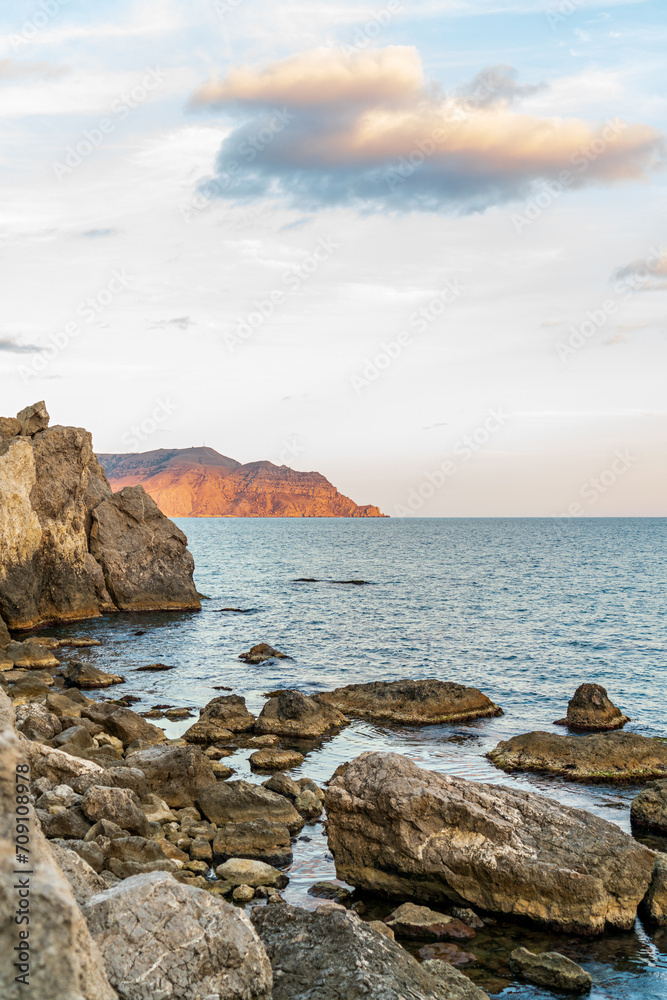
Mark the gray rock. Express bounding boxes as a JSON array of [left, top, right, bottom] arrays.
[[640, 853, 667, 926], [631, 779, 667, 834], [54, 724, 96, 749], [183, 695, 255, 743], [509, 947, 592, 992], [90, 486, 201, 614], [50, 841, 108, 904], [16, 701, 62, 740], [69, 767, 148, 799], [84, 871, 272, 1000], [81, 786, 152, 837], [421, 960, 490, 1000], [325, 752, 655, 935], [254, 689, 348, 738], [127, 745, 216, 808], [0, 688, 117, 1000], [251, 901, 453, 1000], [198, 779, 304, 834]]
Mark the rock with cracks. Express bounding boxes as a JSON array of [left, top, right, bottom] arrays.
[[84, 871, 272, 1000], [254, 689, 348, 738], [183, 695, 255, 743], [127, 745, 217, 808], [318, 679, 502, 724], [324, 751, 655, 935]]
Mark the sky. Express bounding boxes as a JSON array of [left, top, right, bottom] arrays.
[[0, 0, 665, 516]]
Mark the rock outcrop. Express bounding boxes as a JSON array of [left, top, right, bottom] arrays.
[[325, 752, 655, 935], [126, 745, 217, 808], [554, 684, 629, 731], [319, 679, 502, 725], [0, 403, 200, 631], [0, 689, 117, 1000], [183, 695, 255, 743], [488, 731, 667, 781], [84, 871, 272, 1000], [254, 689, 349, 738], [251, 902, 458, 1000], [630, 780, 667, 833], [98, 447, 386, 517]]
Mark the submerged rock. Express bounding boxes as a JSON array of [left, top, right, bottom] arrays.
[[251, 901, 455, 1000], [239, 643, 289, 664], [554, 684, 629, 731], [65, 661, 125, 689], [183, 694, 255, 743], [509, 947, 592, 992], [325, 751, 655, 935], [319, 679, 502, 725], [254, 689, 348, 738], [384, 902, 476, 941], [84, 871, 272, 1000], [488, 731, 667, 781], [631, 780, 667, 833]]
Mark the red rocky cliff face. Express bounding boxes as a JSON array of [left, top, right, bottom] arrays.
[[98, 449, 386, 518]]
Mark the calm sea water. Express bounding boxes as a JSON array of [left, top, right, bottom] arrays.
[[42, 518, 667, 999]]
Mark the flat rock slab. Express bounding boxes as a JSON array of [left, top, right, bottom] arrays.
[[325, 751, 655, 935], [319, 679, 502, 725], [385, 902, 476, 940], [509, 947, 592, 992], [488, 730, 667, 781], [251, 902, 456, 1000], [249, 748, 304, 771]]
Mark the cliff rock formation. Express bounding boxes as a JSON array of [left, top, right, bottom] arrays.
[[0, 403, 200, 630], [99, 448, 386, 518]]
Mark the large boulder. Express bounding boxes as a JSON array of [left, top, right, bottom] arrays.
[[251, 901, 457, 1000], [127, 745, 216, 808], [89, 486, 200, 613], [81, 786, 152, 837], [318, 679, 502, 724], [631, 780, 667, 833], [212, 819, 293, 867], [488, 731, 667, 781], [0, 689, 117, 1000], [50, 841, 108, 906], [197, 780, 304, 834], [325, 752, 655, 935], [183, 695, 255, 743], [84, 871, 272, 1000], [554, 684, 629, 731], [254, 689, 348, 738], [21, 739, 105, 785], [0, 405, 200, 630]]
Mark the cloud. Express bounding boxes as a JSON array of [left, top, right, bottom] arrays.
[[191, 47, 665, 214], [82, 228, 118, 239], [0, 59, 65, 81], [612, 251, 667, 291], [0, 336, 39, 354], [151, 316, 194, 330]]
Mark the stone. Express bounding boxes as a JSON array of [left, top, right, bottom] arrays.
[[249, 748, 304, 771], [232, 884, 254, 901], [89, 485, 201, 613], [640, 853, 667, 925], [294, 788, 323, 820], [84, 819, 127, 842], [128, 744, 216, 808], [81, 786, 152, 837], [419, 942, 478, 966], [421, 959, 490, 999], [141, 793, 176, 824], [249, 734, 280, 747], [102, 707, 165, 747], [65, 661, 125, 689], [17, 399, 50, 436], [183, 695, 255, 743], [251, 901, 453, 1000], [255, 689, 348, 738], [46, 691, 86, 716], [69, 767, 148, 799], [370, 920, 395, 940], [5, 639, 59, 668], [22, 738, 105, 784], [262, 773, 300, 799], [488, 730, 667, 781], [0, 417, 20, 441], [239, 643, 289, 664], [509, 947, 592, 992], [319, 679, 502, 724], [54, 724, 96, 749], [0, 689, 117, 1000], [15, 701, 62, 740], [450, 906, 486, 930], [308, 881, 352, 905], [384, 902, 476, 940], [554, 684, 629, 731], [212, 819, 293, 867], [212, 760, 234, 779], [35, 783, 82, 812], [215, 858, 288, 889], [197, 780, 304, 834], [325, 752, 655, 935], [84, 871, 272, 1000], [59, 637, 103, 648], [43, 804, 93, 839], [190, 837, 212, 861], [631, 779, 667, 833], [50, 841, 108, 904], [107, 836, 169, 865]]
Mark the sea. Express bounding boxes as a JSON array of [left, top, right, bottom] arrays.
[[40, 518, 667, 999]]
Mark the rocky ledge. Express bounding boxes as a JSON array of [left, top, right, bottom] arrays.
[[0, 402, 200, 631], [487, 730, 667, 782], [325, 751, 656, 935], [318, 679, 502, 725]]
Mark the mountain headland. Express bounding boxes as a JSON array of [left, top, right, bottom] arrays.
[[98, 447, 386, 518]]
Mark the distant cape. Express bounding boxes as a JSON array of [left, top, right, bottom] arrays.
[[98, 447, 387, 518]]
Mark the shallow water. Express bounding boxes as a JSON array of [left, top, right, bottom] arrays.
[[39, 518, 667, 998]]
